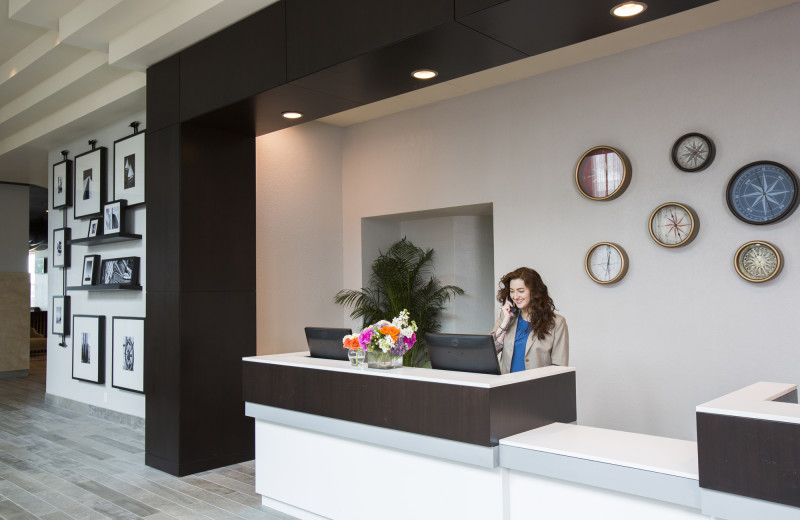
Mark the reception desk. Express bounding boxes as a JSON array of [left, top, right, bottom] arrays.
[[243, 353, 800, 520]]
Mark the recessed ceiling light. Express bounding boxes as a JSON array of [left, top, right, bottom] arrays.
[[611, 2, 647, 17], [411, 69, 438, 80], [282, 111, 303, 119]]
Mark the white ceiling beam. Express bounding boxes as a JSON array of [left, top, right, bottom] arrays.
[[0, 30, 60, 87], [0, 50, 108, 126], [60, 0, 122, 46], [0, 70, 145, 156], [9, 0, 81, 30]]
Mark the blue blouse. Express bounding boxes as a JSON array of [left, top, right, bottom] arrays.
[[511, 316, 530, 373]]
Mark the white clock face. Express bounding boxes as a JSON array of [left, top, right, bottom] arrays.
[[650, 203, 696, 247], [675, 136, 710, 170], [586, 243, 626, 283]]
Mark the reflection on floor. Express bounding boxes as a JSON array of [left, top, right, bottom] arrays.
[[0, 358, 296, 520]]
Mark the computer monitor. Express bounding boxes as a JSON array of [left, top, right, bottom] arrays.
[[426, 333, 501, 375], [304, 327, 352, 361]]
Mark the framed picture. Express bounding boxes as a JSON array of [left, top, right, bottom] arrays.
[[112, 317, 145, 393], [74, 146, 107, 219], [35, 257, 47, 274], [53, 228, 70, 268], [114, 132, 145, 206], [88, 218, 100, 238], [72, 315, 105, 384], [82, 255, 101, 286], [103, 200, 126, 235], [52, 159, 73, 209], [52, 296, 70, 335], [100, 256, 140, 286]]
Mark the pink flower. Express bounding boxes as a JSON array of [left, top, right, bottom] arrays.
[[358, 328, 374, 349]]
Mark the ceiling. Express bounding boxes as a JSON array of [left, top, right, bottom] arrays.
[[1, 0, 798, 188]]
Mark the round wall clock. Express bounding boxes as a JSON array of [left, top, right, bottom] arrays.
[[585, 242, 628, 284], [671, 132, 715, 172], [648, 202, 698, 247], [575, 146, 631, 201], [726, 161, 799, 225], [734, 241, 782, 283]]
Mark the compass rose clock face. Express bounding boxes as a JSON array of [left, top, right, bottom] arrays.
[[671, 133, 715, 172], [585, 242, 628, 284], [727, 161, 799, 225], [734, 241, 782, 283], [649, 202, 698, 248]]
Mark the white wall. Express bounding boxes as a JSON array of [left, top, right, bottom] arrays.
[[46, 112, 146, 417], [255, 122, 345, 354], [336, 4, 800, 441]]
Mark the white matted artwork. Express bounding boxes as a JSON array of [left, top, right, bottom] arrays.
[[72, 315, 105, 384], [103, 200, 125, 235], [52, 159, 72, 209], [112, 317, 145, 393], [52, 228, 70, 268], [114, 132, 145, 206], [74, 146, 107, 219], [52, 296, 70, 335]]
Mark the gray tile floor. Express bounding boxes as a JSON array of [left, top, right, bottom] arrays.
[[0, 359, 297, 520]]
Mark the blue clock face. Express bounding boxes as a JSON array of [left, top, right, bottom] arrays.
[[727, 162, 799, 225]]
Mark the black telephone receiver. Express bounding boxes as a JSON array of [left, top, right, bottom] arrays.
[[506, 297, 519, 316]]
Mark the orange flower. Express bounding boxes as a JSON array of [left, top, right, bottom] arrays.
[[343, 336, 361, 350], [380, 325, 400, 342]]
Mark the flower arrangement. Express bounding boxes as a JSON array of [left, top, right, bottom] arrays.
[[343, 309, 418, 359]]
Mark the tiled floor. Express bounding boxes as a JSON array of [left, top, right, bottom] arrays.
[[0, 358, 297, 520]]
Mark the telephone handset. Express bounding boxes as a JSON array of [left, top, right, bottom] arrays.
[[506, 297, 519, 317]]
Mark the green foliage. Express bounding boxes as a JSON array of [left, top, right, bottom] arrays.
[[334, 238, 464, 367]]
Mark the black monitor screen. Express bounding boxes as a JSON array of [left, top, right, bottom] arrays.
[[305, 327, 352, 361], [426, 333, 501, 375]]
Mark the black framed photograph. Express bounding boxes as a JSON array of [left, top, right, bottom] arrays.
[[82, 255, 101, 286], [103, 200, 126, 235], [100, 256, 140, 286], [112, 317, 145, 393], [52, 296, 70, 335], [88, 218, 100, 238], [114, 132, 145, 206], [53, 228, 70, 268], [74, 147, 107, 219], [52, 158, 73, 209], [72, 315, 105, 384]]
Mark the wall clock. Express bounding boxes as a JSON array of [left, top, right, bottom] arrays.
[[648, 202, 698, 247], [585, 242, 628, 284], [734, 241, 782, 283], [671, 132, 715, 172], [726, 161, 799, 225], [575, 146, 631, 201]]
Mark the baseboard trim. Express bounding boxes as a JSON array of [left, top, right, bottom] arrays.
[[45, 392, 145, 432], [0, 370, 29, 380]]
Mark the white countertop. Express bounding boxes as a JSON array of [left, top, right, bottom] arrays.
[[501, 422, 699, 479], [243, 351, 575, 388], [696, 381, 800, 425]]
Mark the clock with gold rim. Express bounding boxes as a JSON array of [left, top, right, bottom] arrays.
[[734, 241, 782, 283]]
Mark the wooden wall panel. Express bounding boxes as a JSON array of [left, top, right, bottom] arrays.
[[146, 56, 180, 133]]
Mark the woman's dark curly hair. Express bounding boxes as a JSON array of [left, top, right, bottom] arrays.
[[496, 267, 556, 340]]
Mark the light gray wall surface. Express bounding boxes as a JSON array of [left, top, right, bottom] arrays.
[[334, 4, 800, 440], [46, 112, 146, 418], [0, 184, 29, 273]]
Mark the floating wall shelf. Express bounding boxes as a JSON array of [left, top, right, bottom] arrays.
[[67, 284, 142, 292], [68, 233, 142, 246]]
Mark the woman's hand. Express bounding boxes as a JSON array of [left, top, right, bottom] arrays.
[[501, 298, 515, 327]]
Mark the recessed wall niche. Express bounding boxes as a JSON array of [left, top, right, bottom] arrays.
[[361, 203, 494, 334]]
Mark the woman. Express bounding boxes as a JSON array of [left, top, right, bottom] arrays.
[[492, 267, 568, 373]]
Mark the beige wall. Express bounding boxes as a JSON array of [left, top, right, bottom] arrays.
[[0, 272, 29, 375], [257, 4, 800, 441]]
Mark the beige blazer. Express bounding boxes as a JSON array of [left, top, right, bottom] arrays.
[[492, 311, 569, 374]]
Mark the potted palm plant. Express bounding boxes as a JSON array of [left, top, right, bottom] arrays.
[[334, 238, 464, 367]]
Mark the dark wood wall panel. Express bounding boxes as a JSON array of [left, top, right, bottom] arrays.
[[145, 126, 180, 293], [179, 123, 255, 292], [146, 56, 180, 133], [455, 0, 508, 18], [180, 3, 286, 122], [697, 412, 800, 508], [285, 0, 453, 81], [144, 291, 181, 475]]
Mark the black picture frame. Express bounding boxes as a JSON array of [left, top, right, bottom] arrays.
[[53, 228, 70, 268], [103, 199, 126, 235], [82, 255, 101, 286], [72, 315, 105, 384], [113, 132, 145, 207], [100, 256, 140, 286], [88, 218, 101, 238], [35, 257, 47, 274], [112, 317, 145, 393], [52, 159, 73, 209], [73, 147, 107, 219], [52, 296, 70, 335]]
